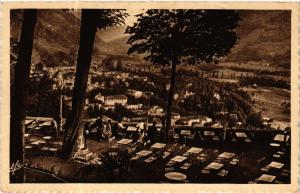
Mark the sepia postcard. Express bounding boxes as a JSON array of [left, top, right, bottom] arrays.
[[0, 1, 299, 193]]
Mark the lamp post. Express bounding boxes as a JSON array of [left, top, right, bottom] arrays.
[[145, 91, 151, 131], [144, 65, 152, 131], [222, 92, 228, 142], [57, 71, 64, 133]]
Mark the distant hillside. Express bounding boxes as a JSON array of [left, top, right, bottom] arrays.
[[104, 10, 291, 67], [10, 10, 291, 68], [105, 35, 129, 54], [227, 10, 291, 67], [97, 25, 127, 42], [10, 10, 130, 66]]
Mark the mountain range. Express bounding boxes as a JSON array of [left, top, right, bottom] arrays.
[[10, 9, 291, 67]]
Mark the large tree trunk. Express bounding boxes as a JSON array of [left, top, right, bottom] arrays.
[[10, 9, 37, 183], [165, 59, 178, 142], [61, 10, 98, 159]]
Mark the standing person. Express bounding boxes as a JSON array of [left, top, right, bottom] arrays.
[[83, 122, 90, 148], [102, 119, 112, 140], [95, 115, 104, 141], [136, 126, 145, 143], [51, 119, 58, 139], [147, 121, 157, 144], [160, 117, 166, 142]]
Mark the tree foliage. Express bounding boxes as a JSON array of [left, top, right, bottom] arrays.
[[126, 9, 240, 140], [94, 9, 128, 30], [126, 9, 240, 65]]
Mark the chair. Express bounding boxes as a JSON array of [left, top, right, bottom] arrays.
[[180, 130, 192, 145], [213, 136, 220, 141], [173, 134, 180, 143]]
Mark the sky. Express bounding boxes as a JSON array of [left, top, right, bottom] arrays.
[[125, 9, 145, 26]]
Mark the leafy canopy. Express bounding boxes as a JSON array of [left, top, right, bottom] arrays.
[[126, 9, 240, 64], [80, 9, 128, 30]]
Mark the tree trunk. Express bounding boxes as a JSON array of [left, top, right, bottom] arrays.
[[165, 59, 178, 142], [61, 10, 98, 159], [10, 9, 37, 183]]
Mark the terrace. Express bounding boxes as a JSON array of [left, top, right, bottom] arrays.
[[23, 118, 290, 183]]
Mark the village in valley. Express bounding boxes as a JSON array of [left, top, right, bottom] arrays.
[[10, 9, 291, 184]]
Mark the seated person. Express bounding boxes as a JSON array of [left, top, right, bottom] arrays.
[[112, 122, 123, 139], [147, 121, 157, 144]]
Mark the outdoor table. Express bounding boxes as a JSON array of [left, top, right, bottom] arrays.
[[200, 161, 225, 180], [52, 141, 63, 145], [186, 147, 203, 154], [136, 150, 152, 157], [31, 140, 46, 146], [171, 155, 187, 163], [144, 156, 158, 163], [204, 130, 215, 136], [25, 145, 33, 149], [151, 143, 166, 149], [268, 161, 284, 169], [43, 136, 53, 145], [235, 132, 247, 138], [274, 134, 289, 143], [124, 127, 138, 139], [269, 143, 280, 147], [102, 141, 250, 183], [257, 174, 276, 183], [127, 126, 137, 132], [49, 147, 58, 155], [205, 162, 224, 170], [40, 147, 50, 151], [273, 154, 281, 158], [218, 152, 235, 159], [180, 130, 191, 135], [43, 136, 52, 140], [274, 134, 285, 141], [25, 119, 34, 125], [117, 138, 133, 145], [39, 140, 46, 144], [29, 138, 38, 142]]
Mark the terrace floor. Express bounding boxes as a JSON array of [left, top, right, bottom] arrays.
[[24, 137, 291, 184]]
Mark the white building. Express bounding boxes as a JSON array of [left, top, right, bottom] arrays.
[[126, 103, 143, 110], [126, 89, 143, 99], [183, 91, 196, 99], [104, 95, 128, 106], [149, 105, 164, 115], [95, 93, 105, 103]]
